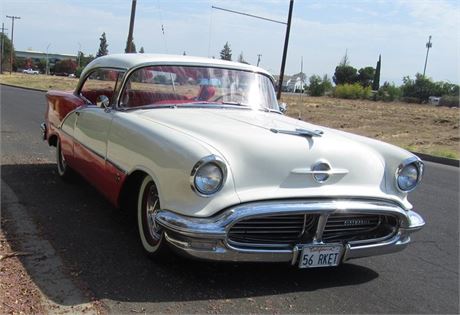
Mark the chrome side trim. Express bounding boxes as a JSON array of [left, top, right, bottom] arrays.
[[57, 128, 128, 174]]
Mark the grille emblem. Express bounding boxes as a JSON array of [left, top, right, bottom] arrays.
[[344, 219, 371, 226]]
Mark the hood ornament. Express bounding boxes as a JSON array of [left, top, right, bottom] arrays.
[[270, 128, 323, 138], [291, 160, 349, 183]]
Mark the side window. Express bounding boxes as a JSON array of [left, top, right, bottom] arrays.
[[80, 68, 124, 105]]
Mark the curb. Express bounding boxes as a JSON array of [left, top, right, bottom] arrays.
[[412, 151, 459, 168], [1, 83, 459, 168], [0, 82, 47, 92]]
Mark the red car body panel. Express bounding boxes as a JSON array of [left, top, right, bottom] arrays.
[[45, 90, 126, 208]]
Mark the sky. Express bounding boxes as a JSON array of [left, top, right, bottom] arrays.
[[1, 0, 459, 84]]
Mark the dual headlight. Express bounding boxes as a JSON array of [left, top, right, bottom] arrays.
[[191, 155, 227, 196], [396, 158, 423, 192]]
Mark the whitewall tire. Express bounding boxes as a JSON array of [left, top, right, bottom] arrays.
[[137, 175, 167, 257]]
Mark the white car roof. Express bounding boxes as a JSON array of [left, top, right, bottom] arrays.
[[82, 53, 273, 79]]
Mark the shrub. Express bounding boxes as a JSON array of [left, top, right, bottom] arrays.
[[376, 82, 401, 102], [308, 74, 332, 96], [333, 83, 371, 99], [439, 95, 459, 107]]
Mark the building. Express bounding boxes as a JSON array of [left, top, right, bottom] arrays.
[[15, 50, 77, 71]]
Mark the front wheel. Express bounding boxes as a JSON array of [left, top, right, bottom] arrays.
[[137, 175, 167, 257]]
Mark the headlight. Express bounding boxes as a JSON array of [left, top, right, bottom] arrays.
[[191, 155, 227, 197], [396, 157, 423, 192]]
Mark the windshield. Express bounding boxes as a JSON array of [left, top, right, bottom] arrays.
[[119, 65, 279, 111]]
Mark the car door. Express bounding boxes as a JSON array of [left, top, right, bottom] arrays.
[[73, 68, 125, 202]]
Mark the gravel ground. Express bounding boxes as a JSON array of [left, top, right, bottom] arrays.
[[0, 228, 45, 315]]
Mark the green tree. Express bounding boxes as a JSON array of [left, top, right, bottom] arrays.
[[0, 33, 15, 72], [308, 74, 333, 96], [237, 51, 249, 64], [333, 65, 357, 85], [220, 42, 232, 61], [357, 66, 375, 87], [54, 59, 77, 74], [401, 73, 440, 103], [96, 32, 109, 57], [372, 55, 381, 90], [139, 46, 145, 53]]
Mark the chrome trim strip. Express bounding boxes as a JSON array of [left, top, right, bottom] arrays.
[[291, 168, 349, 175], [314, 214, 329, 243], [57, 128, 128, 174]]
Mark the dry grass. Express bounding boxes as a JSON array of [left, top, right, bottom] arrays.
[[1, 73, 458, 159], [283, 95, 459, 159], [0, 72, 77, 91]]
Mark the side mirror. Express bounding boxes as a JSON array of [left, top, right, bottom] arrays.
[[279, 102, 288, 114], [96, 95, 110, 110]]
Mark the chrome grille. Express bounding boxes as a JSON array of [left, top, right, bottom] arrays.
[[228, 214, 318, 247], [323, 213, 398, 242]]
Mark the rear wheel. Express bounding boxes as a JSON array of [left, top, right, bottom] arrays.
[[137, 175, 167, 257], [56, 138, 72, 179]]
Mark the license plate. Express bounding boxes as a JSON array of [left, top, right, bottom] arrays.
[[298, 244, 343, 268]]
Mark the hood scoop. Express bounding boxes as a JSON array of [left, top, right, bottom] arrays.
[[270, 127, 324, 138]]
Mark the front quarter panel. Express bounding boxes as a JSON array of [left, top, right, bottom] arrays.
[[107, 111, 240, 216]]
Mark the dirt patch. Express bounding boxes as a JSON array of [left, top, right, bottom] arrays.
[[0, 227, 45, 315], [283, 95, 460, 159]]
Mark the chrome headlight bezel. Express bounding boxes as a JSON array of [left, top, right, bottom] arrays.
[[190, 155, 227, 197], [395, 156, 424, 192]]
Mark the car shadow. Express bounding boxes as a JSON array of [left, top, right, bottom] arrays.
[[1, 163, 379, 305]]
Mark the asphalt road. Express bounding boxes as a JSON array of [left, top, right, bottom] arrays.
[[1, 85, 458, 314]]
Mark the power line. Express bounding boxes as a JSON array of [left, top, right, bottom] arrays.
[[6, 15, 20, 74], [211, 6, 286, 25]]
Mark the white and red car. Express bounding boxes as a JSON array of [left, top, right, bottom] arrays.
[[42, 54, 424, 268]]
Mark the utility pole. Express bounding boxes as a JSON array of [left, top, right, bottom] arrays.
[[6, 15, 20, 74], [126, 0, 137, 53], [46, 43, 51, 75], [0, 23, 8, 74], [423, 35, 432, 77], [277, 0, 294, 100], [257, 54, 262, 67], [77, 42, 81, 68]]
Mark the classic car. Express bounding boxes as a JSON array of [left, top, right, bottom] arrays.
[[41, 54, 425, 268]]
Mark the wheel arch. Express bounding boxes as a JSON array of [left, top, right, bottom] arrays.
[[48, 133, 58, 147], [118, 168, 161, 212]]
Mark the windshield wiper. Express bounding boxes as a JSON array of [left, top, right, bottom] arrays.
[[221, 101, 251, 107], [260, 107, 282, 114]]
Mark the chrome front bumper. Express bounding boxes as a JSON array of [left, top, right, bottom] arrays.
[[155, 199, 425, 264]]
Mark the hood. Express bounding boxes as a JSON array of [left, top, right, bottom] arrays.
[[133, 107, 414, 208]]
